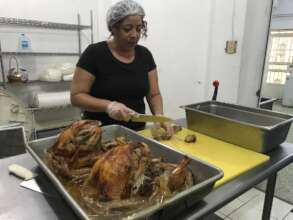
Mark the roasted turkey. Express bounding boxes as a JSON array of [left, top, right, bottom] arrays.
[[43, 120, 194, 213], [44, 120, 103, 179]]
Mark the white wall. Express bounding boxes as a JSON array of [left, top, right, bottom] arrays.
[[237, 0, 272, 107], [204, 0, 247, 103], [0, 0, 272, 118], [138, 0, 213, 117]]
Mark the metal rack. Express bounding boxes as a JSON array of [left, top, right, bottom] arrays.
[[1, 51, 79, 56], [3, 80, 81, 140], [0, 13, 93, 137], [27, 106, 80, 140], [0, 11, 94, 88], [0, 17, 91, 30]]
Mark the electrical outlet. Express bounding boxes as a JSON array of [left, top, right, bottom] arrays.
[[225, 40, 237, 54]]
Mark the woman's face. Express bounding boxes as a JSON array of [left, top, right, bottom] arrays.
[[112, 15, 143, 48]]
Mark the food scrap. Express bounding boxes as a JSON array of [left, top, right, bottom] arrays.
[[184, 134, 197, 143], [151, 126, 172, 141], [172, 124, 182, 133], [151, 123, 183, 141]]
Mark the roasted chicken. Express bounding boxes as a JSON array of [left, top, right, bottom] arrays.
[[44, 120, 103, 179], [44, 120, 194, 214], [84, 142, 150, 201], [82, 143, 193, 203]]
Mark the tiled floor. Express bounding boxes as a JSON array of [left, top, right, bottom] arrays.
[[214, 188, 293, 220]]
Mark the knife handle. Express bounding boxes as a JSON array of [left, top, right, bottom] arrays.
[[8, 164, 35, 180]]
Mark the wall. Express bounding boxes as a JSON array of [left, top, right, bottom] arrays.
[[0, 0, 267, 119], [237, 0, 273, 107], [204, 0, 247, 103], [136, 0, 213, 117]]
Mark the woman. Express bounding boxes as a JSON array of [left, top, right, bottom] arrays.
[[71, 0, 172, 135]]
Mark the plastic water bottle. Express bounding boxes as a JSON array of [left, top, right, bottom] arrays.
[[18, 33, 31, 51], [20, 67, 29, 82]]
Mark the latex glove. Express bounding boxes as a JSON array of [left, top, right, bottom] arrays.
[[151, 121, 174, 141], [106, 101, 136, 121]]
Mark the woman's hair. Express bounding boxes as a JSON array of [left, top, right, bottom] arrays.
[[106, 0, 148, 37]]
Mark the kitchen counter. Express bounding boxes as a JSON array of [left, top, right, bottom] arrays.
[[1, 120, 293, 220], [0, 153, 78, 220], [175, 141, 293, 220]]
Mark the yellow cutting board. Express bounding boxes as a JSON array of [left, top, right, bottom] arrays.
[[138, 128, 270, 187]]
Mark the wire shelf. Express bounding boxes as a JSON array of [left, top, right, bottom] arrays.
[[1, 51, 79, 56], [27, 104, 73, 111], [0, 11, 93, 89], [0, 17, 91, 30]]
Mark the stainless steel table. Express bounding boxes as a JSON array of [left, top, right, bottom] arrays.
[[1, 123, 293, 220], [0, 153, 78, 220], [174, 142, 293, 220]]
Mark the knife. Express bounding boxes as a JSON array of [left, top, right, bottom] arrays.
[[8, 164, 42, 193], [130, 114, 173, 123], [20, 178, 43, 193]]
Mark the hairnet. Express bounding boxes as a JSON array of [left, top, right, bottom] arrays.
[[106, 0, 145, 31]]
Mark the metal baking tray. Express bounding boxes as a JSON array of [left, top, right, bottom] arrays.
[[181, 101, 293, 153], [26, 124, 223, 220]]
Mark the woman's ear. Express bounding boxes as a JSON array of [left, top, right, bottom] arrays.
[[110, 26, 118, 36]]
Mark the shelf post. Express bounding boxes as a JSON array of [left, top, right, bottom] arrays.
[[77, 13, 81, 56], [90, 10, 94, 44], [0, 41, 6, 88]]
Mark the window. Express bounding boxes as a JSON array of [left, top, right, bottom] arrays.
[[266, 30, 293, 84]]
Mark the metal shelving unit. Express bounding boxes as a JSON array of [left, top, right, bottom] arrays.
[[0, 13, 93, 138], [0, 11, 94, 88], [0, 51, 80, 56], [0, 17, 91, 30]]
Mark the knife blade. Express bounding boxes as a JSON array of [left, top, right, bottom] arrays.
[[20, 178, 43, 193], [130, 114, 173, 123], [8, 164, 42, 193]]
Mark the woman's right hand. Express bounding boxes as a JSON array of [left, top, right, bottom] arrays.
[[106, 101, 136, 121]]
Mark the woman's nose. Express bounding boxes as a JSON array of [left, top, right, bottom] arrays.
[[130, 29, 139, 38]]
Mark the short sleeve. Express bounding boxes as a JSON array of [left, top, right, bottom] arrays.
[[76, 44, 97, 77], [146, 48, 156, 72]]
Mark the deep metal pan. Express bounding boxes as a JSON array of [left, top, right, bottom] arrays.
[[181, 101, 293, 153], [26, 124, 223, 220]]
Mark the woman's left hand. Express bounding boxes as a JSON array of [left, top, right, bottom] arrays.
[[159, 121, 174, 137], [152, 121, 174, 140]]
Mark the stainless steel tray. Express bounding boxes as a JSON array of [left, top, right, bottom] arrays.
[[181, 101, 293, 153], [26, 124, 223, 220]]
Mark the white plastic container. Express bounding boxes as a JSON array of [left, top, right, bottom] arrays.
[[282, 75, 293, 107], [18, 33, 31, 51]]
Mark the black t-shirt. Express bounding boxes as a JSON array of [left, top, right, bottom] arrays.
[[76, 41, 156, 130]]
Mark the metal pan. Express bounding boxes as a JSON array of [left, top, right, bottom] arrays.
[[181, 101, 293, 153], [26, 124, 223, 220]]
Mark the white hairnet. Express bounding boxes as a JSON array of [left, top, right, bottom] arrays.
[[106, 0, 145, 31]]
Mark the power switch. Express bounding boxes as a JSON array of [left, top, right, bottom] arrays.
[[225, 40, 237, 54]]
